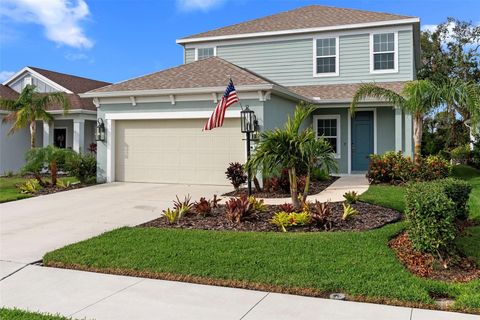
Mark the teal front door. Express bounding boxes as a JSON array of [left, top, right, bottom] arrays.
[[351, 111, 374, 171]]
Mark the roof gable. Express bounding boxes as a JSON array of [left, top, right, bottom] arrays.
[[179, 5, 417, 42]]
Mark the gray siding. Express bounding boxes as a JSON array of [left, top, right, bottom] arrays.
[[185, 48, 195, 63], [377, 107, 396, 154], [263, 95, 297, 131], [185, 30, 414, 86]]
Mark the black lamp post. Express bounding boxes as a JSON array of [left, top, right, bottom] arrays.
[[96, 118, 106, 142], [240, 105, 256, 196]]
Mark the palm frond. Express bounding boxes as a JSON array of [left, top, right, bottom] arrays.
[[350, 83, 406, 115], [0, 98, 19, 111], [33, 92, 70, 115]]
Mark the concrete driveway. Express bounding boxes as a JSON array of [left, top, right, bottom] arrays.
[[0, 182, 231, 264]]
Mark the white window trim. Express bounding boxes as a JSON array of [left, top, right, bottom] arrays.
[[370, 31, 399, 74], [313, 36, 340, 77], [194, 46, 217, 61], [313, 114, 341, 159]]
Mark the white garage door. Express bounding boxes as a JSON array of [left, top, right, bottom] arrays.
[[115, 118, 245, 185]]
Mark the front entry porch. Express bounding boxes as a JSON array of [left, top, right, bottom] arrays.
[[312, 105, 413, 174], [39, 113, 97, 153]]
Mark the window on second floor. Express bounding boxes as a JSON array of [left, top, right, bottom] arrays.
[[314, 37, 339, 77], [196, 47, 215, 61], [371, 32, 397, 73]]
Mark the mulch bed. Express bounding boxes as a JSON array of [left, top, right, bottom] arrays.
[[222, 176, 339, 198], [389, 232, 480, 282], [34, 183, 86, 196], [139, 201, 401, 232]]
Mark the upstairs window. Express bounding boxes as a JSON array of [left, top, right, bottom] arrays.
[[196, 47, 215, 60], [371, 32, 397, 72], [314, 37, 339, 76]]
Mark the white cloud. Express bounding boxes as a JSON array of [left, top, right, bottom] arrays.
[[176, 0, 225, 11], [0, 0, 93, 49], [0, 71, 15, 82], [64, 52, 95, 63]]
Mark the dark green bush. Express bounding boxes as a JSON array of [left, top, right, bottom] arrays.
[[405, 181, 457, 254], [435, 178, 472, 220], [65, 153, 97, 184]]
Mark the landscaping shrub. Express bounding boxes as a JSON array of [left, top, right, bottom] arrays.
[[193, 195, 220, 216], [65, 152, 96, 184], [270, 211, 310, 232], [248, 196, 266, 212], [278, 203, 295, 213], [163, 208, 180, 224], [173, 195, 193, 217], [450, 144, 470, 164], [367, 151, 451, 185], [225, 162, 247, 191], [342, 203, 358, 221], [311, 201, 332, 230], [435, 178, 472, 220], [368, 151, 414, 184], [23, 146, 74, 186], [312, 167, 330, 181], [418, 155, 451, 181], [18, 179, 42, 194], [404, 181, 457, 255], [343, 191, 359, 204], [225, 195, 253, 223]]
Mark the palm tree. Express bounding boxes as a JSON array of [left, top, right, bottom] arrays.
[[0, 85, 69, 148], [350, 80, 442, 162], [246, 103, 337, 208]]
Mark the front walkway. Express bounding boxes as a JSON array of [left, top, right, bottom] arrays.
[[1, 263, 477, 320], [261, 174, 369, 205]]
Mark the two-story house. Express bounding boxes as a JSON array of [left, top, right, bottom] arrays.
[[1, 67, 110, 173], [83, 5, 420, 185]]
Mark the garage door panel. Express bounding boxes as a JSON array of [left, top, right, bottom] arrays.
[[115, 119, 244, 185]]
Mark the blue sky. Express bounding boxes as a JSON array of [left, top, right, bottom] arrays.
[[0, 0, 478, 84]]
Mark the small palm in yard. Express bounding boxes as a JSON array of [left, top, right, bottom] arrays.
[[23, 145, 73, 186], [246, 103, 337, 209], [350, 80, 479, 162], [0, 84, 69, 148]]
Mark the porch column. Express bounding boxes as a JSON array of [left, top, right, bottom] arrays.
[[404, 113, 413, 158], [43, 121, 54, 146], [394, 107, 402, 152], [73, 119, 85, 153]]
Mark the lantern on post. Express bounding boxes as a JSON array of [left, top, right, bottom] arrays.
[[95, 118, 106, 142], [240, 105, 257, 196]]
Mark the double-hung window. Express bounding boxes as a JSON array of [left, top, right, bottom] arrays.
[[371, 32, 397, 72], [314, 115, 341, 158], [196, 47, 215, 60], [314, 37, 339, 76]]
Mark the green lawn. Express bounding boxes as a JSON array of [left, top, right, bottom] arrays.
[[42, 165, 480, 313], [0, 176, 79, 203], [0, 308, 72, 320]]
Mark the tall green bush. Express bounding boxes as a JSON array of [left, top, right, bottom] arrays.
[[405, 181, 457, 254], [435, 178, 472, 220], [65, 153, 97, 184]]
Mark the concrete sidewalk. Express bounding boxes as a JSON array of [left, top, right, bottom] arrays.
[[260, 175, 369, 205], [1, 263, 478, 320]]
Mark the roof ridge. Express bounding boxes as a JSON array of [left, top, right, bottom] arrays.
[[28, 66, 110, 85]]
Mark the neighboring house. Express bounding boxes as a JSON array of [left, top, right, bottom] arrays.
[[82, 5, 420, 185], [0, 67, 110, 173]]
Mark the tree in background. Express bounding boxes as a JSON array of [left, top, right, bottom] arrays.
[[418, 18, 480, 148], [0, 85, 69, 148]]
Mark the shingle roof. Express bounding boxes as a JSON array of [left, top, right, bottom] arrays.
[[0, 85, 19, 100], [90, 57, 275, 93], [29, 66, 110, 93], [287, 82, 406, 101], [181, 5, 415, 40]]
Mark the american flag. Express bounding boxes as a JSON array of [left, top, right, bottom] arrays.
[[204, 79, 239, 130]]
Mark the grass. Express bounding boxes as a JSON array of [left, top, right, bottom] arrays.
[[359, 185, 406, 212], [360, 165, 480, 221], [0, 176, 79, 203], [42, 165, 480, 313], [44, 223, 480, 312], [0, 308, 72, 320]]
